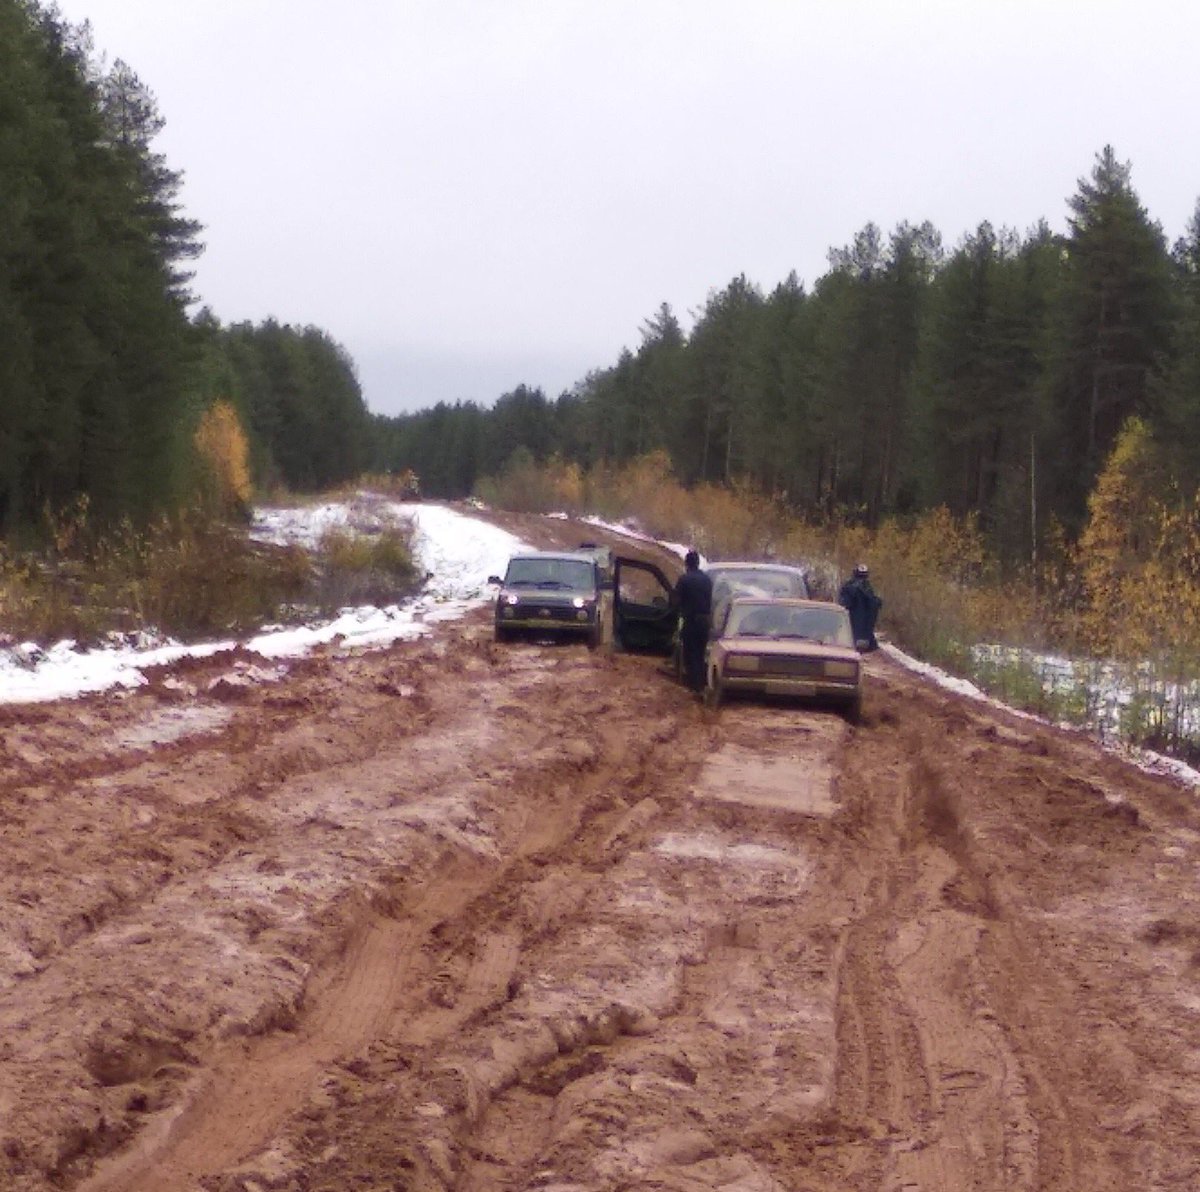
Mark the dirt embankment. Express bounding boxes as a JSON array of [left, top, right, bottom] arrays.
[[2, 513, 1199, 1191]]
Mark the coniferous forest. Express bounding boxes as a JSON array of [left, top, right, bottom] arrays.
[[7, 0, 1200, 583], [0, 0, 370, 537], [376, 150, 1200, 568]]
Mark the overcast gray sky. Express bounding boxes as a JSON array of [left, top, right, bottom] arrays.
[[54, 0, 1200, 417]]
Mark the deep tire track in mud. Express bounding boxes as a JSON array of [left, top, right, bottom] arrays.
[[3, 556, 1200, 1189]]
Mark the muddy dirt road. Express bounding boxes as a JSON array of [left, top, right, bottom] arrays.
[[2, 516, 1200, 1191]]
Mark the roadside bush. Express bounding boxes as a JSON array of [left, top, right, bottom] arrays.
[[477, 449, 586, 515], [0, 493, 427, 647], [352, 470, 423, 500], [313, 523, 420, 611], [564, 453, 793, 562], [0, 505, 313, 644], [972, 648, 1071, 720], [121, 517, 313, 637]]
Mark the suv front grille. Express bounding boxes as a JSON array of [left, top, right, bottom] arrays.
[[517, 603, 579, 622]]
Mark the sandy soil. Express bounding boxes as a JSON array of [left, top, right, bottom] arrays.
[[3, 513, 1200, 1191]]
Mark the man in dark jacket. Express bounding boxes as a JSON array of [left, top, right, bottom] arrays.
[[839, 563, 882, 651], [673, 549, 713, 692]]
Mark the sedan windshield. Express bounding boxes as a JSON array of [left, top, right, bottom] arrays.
[[504, 558, 595, 590], [726, 603, 852, 645]]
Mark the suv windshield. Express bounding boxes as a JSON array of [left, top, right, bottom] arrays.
[[504, 557, 595, 590], [726, 602, 852, 645]]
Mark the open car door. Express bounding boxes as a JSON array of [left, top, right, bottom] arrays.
[[612, 556, 677, 654]]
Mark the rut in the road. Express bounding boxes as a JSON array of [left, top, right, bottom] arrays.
[[10, 622, 1200, 1192], [74, 642, 706, 1191]]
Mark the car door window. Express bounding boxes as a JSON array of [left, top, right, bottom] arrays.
[[613, 558, 676, 653]]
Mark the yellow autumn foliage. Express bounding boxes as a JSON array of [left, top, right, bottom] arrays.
[[475, 450, 589, 515], [194, 400, 252, 517], [1075, 417, 1160, 656], [1073, 415, 1200, 671], [1128, 495, 1200, 666]]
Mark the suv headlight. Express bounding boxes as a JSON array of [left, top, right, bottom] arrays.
[[504, 593, 520, 605]]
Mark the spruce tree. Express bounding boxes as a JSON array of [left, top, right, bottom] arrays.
[[1043, 146, 1175, 530]]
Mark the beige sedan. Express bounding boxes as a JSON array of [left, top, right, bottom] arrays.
[[704, 597, 863, 721]]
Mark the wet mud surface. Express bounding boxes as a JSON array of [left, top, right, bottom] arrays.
[[3, 515, 1200, 1190]]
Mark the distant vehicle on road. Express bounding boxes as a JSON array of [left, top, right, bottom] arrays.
[[703, 597, 863, 722], [396, 469, 421, 500]]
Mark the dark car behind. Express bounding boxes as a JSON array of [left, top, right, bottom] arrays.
[[489, 551, 609, 647]]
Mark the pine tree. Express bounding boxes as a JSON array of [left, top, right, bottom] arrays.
[[685, 275, 765, 485], [97, 59, 203, 304], [1158, 199, 1200, 493], [1044, 147, 1175, 531]]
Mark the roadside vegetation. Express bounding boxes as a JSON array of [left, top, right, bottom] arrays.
[[477, 446, 1200, 765], [0, 402, 419, 646], [0, 499, 419, 647]]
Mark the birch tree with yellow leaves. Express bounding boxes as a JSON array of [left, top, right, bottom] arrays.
[[1078, 416, 1200, 749], [193, 400, 252, 519]]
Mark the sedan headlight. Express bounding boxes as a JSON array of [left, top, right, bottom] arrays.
[[726, 654, 760, 672], [824, 660, 859, 679]]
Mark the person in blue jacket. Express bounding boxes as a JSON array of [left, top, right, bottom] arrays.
[[839, 563, 882, 651]]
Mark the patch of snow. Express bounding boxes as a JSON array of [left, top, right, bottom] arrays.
[[0, 637, 235, 704], [108, 705, 234, 750], [654, 831, 809, 871], [883, 641, 1200, 789], [0, 500, 529, 706]]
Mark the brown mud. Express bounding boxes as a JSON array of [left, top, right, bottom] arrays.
[[2, 511, 1199, 1191]]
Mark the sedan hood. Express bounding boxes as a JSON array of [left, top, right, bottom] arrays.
[[722, 636, 859, 663]]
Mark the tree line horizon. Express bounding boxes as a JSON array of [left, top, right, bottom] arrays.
[[5, 0, 1199, 574], [376, 146, 1200, 566]]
